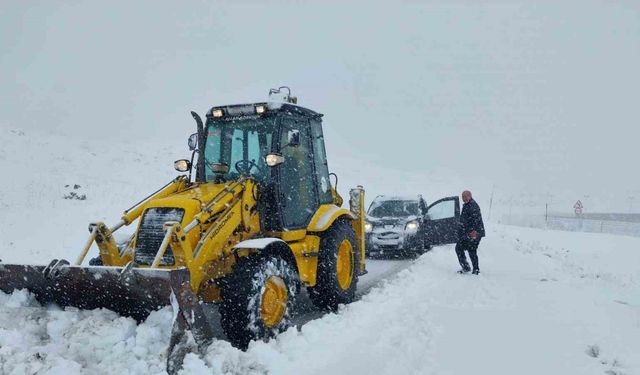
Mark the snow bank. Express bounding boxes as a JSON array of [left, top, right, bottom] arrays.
[[0, 290, 173, 374]]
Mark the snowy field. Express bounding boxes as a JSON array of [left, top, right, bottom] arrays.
[[0, 127, 639, 374]]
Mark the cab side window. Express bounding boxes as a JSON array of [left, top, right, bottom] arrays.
[[310, 119, 333, 204], [278, 117, 319, 228]]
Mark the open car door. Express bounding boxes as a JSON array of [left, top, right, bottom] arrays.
[[422, 196, 460, 247]]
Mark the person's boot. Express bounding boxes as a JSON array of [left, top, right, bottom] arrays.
[[472, 269, 480, 275], [457, 268, 471, 274]]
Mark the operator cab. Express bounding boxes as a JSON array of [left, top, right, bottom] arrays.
[[193, 87, 334, 232], [202, 108, 274, 183]]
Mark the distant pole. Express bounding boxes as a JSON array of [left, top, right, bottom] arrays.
[[488, 184, 495, 221], [545, 203, 548, 226]]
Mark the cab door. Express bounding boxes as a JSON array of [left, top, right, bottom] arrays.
[[421, 196, 460, 246], [276, 116, 319, 230]]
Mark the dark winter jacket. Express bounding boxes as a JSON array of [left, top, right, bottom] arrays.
[[459, 199, 485, 240]]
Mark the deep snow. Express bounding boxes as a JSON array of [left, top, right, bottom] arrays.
[[2, 226, 639, 374], [1, 128, 639, 374]]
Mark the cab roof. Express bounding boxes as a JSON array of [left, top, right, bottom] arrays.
[[206, 102, 323, 120]]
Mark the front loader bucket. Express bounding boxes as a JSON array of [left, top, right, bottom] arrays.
[[0, 261, 222, 373], [0, 262, 180, 321]]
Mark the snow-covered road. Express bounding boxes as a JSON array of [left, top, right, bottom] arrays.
[[292, 258, 414, 325]]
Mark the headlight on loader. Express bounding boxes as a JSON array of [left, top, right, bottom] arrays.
[[174, 159, 191, 172], [265, 153, 285, 167], [364, 223, 373, 233]]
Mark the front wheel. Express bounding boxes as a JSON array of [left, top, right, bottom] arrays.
[[220, 255, 299, 349], [411, 235, 428, 257], [308, 220, 359, 311]]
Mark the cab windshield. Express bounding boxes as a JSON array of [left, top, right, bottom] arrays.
[[368, 200, 420, 218], [203, 117, 275, 182]]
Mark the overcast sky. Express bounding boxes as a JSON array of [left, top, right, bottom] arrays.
[[1, 1, 639, 212]]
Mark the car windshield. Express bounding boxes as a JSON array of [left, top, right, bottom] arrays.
[[368, 200, 420, 218], [203, 117, 275, 182]]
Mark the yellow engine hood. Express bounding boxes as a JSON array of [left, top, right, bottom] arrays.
[[133, 182, 229, 255], [147, 182, 227, 215]]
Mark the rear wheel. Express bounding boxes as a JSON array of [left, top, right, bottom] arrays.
[[220, 255, 299, 349], [308, 220, 359, 311]]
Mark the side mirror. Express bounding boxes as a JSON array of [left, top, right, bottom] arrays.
[[174, 159, 191, 172], [287, 130, 300, 147], [188, 133, 198, 151], [265, 153, 285, 167]]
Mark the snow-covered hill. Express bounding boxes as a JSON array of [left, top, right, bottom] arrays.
[[0, 127, 189, 263]]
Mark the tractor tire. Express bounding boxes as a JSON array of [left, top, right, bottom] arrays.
[[308, 220, 359, 311], [220, 254, 299, 350]]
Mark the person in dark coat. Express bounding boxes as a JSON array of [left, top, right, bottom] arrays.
[[456, 190, 485, 274]]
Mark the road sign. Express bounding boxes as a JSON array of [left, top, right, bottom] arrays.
[[574, 200, 583, 215]]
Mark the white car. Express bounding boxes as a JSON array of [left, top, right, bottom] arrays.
[[365, 195, 460, 258]]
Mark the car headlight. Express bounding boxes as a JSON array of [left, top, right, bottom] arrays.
[[364, 223, 373, 233], [405, 221, 419, 233]]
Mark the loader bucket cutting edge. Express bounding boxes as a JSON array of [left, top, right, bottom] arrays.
[[0, 263, 188, 322]]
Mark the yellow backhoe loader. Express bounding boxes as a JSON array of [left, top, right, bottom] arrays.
[[0, 87, 366, 373]]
